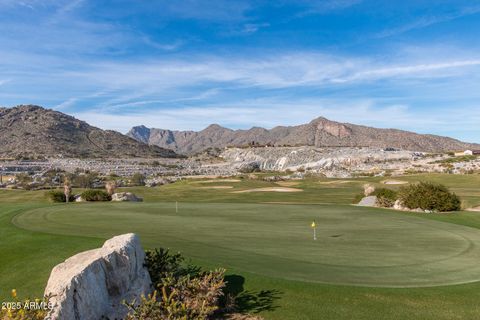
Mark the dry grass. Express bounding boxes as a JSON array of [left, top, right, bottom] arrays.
[[197, 186, 234, 189], [275, 181, 300, 187]]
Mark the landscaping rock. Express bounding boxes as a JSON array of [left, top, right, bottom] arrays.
[[44, 233, 151, 320], [393, 199, 406, 211], [363, 184, 375, 196], [111, 192, 143, 202], [357, 196, 378, 207]]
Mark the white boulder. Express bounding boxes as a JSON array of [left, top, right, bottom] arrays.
[[44, 233, 151, 320], [111, 192, 143, 202], [357, 196, 378, 207], [73, 194, 84, 202], [393, 199, 406, 211]]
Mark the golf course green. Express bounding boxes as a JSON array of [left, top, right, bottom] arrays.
[[2, 173, 480, 319], [12, 202, 480, 287]]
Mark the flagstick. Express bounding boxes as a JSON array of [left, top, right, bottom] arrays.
[[176, 201, 178, 213], [313, 227, 317, 241]]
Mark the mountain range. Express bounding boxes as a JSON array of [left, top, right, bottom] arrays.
[[0, 105, 177, 159], [0, 105, 478, 159], [128, 117, 480, 155]]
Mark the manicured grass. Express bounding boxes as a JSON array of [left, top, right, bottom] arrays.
[[2, 173, 480, 319], [0, 204, 102, 301], [13, 202, 480, 288]]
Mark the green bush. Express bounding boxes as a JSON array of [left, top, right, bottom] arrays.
[[432, 155, 477, 164], [144, 248, 194, 287], [46, 190, 74, 203], [398, 182, 461, 212], [374, 188, 398, 208], [80, 189, 110, 201], [73, 173, 98, 188], [131, 173, 146, 186]]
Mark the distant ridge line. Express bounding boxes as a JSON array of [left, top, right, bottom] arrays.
[[127, 117, 480, 155]]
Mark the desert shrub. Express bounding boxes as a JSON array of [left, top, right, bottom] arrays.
[[0, 289, 52, 320], [131, 173, 146, 186], [46, 190, 74, 203], [15, 173, 32, 184], [73, 173, 98, 188], [125, 270, 225, 320], [238, 162, 260, 173], [144, 248, 196, 287], [80, 189, 110, 201], [127, 248, 225, 320], [432, 155, 477, 164], [374, 188, 398, 208], [398, 182, 461, 212]]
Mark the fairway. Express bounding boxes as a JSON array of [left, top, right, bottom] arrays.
[[13, 202, 480, 287]]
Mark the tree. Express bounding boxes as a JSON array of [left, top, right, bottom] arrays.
[[73, 172, 97, 188], [131, 173, 146, 186], [363, 184, 375, 196], [64, 178, 72, 203], [105, 180, 117, 196]]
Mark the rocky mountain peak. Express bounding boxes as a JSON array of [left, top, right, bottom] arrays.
[[203, 124, 229, 131], [0, 105, 177, 158], [312, 117, 352, 138], [128, 116, 480, 155]]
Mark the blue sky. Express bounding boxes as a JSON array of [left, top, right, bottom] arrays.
[[0, 0, 479, 142]]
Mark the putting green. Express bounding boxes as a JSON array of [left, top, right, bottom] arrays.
[[12, 202, 480, 288]]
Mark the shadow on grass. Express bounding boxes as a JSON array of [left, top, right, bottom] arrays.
[[223, 274, 282, 314]]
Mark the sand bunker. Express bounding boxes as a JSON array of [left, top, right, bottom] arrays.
[[276, 181, 300, 187], [197, 186, 234, 189], [382, 180, 408, 185], [232, 187, 303, 193], [466, 206, 480, 212]]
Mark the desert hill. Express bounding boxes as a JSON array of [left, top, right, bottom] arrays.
[[0, 105, 177, 158]]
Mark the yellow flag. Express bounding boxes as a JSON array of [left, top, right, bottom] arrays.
[[311, 221, 316, 228]]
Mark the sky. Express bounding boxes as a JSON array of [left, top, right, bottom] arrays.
[[0, 0, 480, 142]]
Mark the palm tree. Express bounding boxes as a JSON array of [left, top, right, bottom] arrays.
[[64, 178, 72, 203], [105, 180, 117, 196]]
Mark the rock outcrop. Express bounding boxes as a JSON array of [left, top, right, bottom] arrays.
[[44, 233, 151, 320], [111, 192, 143, 202]]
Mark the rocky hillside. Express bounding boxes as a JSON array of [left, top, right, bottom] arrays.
[[0, 105, 177, 158], [128, 117, 480, 155]]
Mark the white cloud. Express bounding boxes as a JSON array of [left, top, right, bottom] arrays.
[[375, 5, 480, 38], [60, 52, 480, 101], [53, 98, 78, 110], [71, 97, 470, 134], [331, 60, 480, 83]]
